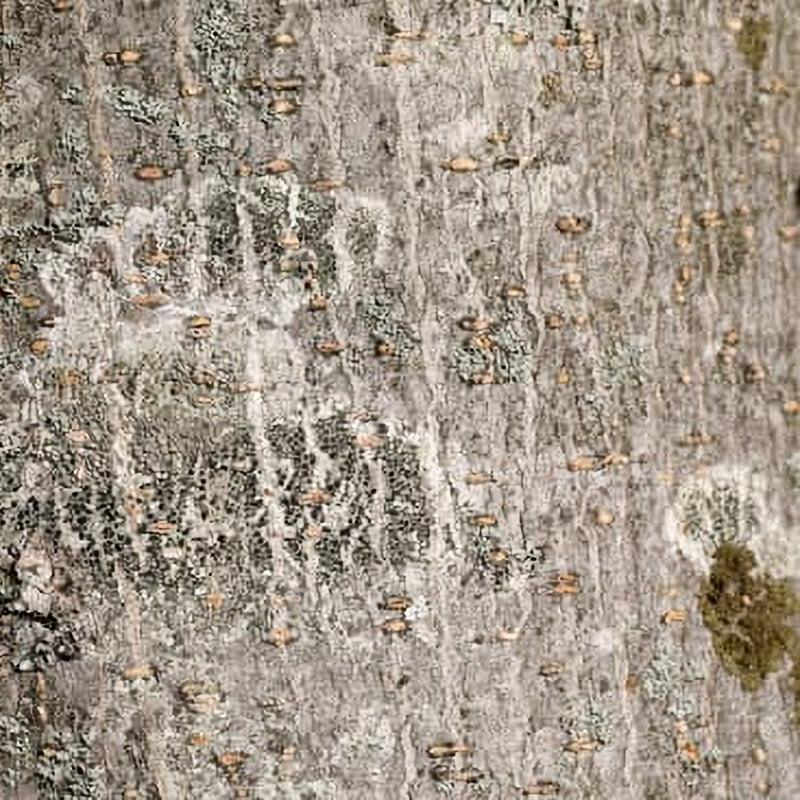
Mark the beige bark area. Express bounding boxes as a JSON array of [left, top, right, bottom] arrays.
[[1, 0, 799, 798]]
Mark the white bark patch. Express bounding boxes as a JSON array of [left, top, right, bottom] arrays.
[[16, 547, 53, 616], [666, 462, 795, 579]]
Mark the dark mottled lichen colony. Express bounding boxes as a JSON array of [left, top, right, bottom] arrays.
[[736, 16, 771, 72], [700, 543, 800, 723], [377, 438, 433, 569]]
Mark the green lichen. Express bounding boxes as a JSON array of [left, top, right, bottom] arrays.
[[451, 314, 533, 385], [793, 660, 800, 727], [736, 16, 771, 72], [558, 697, 613, 746], [357, 291, 416, 362], [786, 452, 800, 490], [699, 543, 800, 723], [573, 389, 610, 446], [641, 647, 704, 719], [599, 337, 650, 389]]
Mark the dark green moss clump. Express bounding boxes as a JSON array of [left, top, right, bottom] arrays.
[[700, 543, 800, 723], [736, 17, 771, 72]]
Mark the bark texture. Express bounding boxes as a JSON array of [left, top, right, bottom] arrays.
[[1, 0, 800, 798]]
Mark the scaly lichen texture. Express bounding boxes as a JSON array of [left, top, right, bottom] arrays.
[[700, 544, 800, 712], [1, 0, 800, 798], [736, 16, 772, 72]]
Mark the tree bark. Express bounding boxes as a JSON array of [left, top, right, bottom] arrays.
[[1, 0, 799, 798]]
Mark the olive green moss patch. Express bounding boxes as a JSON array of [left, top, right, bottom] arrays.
[[700, 543, 800, 725], [736, 17, 771, 72]]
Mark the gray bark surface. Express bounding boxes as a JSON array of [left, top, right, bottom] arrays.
[[1, 0, 799, 798]]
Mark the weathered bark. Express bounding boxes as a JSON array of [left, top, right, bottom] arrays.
[[1, 0, 799, 798]]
